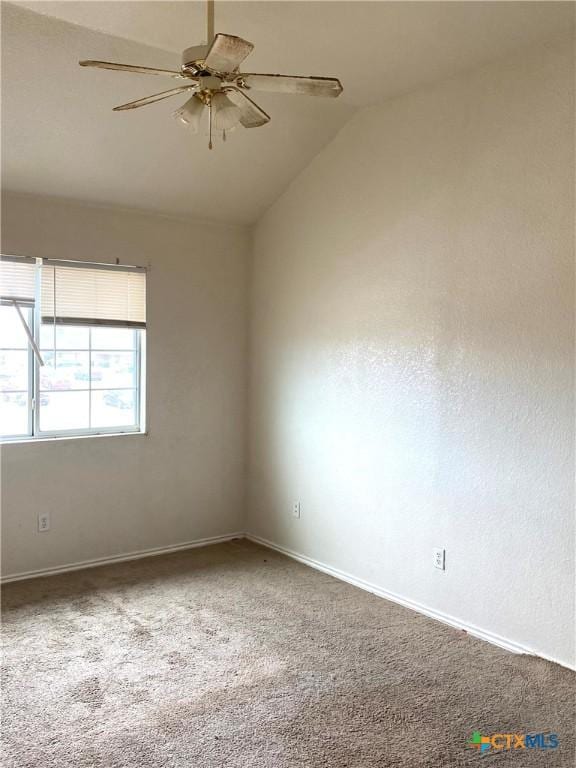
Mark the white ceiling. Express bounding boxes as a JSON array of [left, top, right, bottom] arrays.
[[3, 1, 573, 223]]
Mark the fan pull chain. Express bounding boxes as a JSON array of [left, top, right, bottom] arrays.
[[223, 130, 226, 142], [208, 101, 213, 150]]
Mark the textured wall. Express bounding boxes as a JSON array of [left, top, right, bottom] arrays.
[[1, 193, 249, 576], [248, 37, 575, 667]]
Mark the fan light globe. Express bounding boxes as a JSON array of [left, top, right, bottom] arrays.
[[212, 92, 241, 132], [173, 95, 204, 132]]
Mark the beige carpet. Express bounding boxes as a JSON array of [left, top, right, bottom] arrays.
[[1, 540, 574, 767]]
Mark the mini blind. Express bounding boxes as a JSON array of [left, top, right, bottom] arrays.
[[41, 260, 146, 328], [0, 256, 36, 307]]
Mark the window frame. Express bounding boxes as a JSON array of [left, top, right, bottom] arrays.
[[0, 305, 35, 441], [0, 258, 147, 443]]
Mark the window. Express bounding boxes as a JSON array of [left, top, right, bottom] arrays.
[[0, 256, 146, 441]]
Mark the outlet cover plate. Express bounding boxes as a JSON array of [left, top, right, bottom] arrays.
[[38, 513, 50, 532], [433, 547, 445, 570]]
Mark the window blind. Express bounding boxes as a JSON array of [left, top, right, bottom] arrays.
[[41, 261, 146, 328], [0, 256, 36, 307]]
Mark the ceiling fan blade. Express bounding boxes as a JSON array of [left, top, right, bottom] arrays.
[[204, 34, 254, 73], [80, 60, 189, 80], [113, 85, 197, 111], [226, 88, 270, 128], [239, 73, 343, 98]]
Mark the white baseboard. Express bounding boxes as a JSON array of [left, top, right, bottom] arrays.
[[1, 532, 244, 584], [246, 533, 576, 672]]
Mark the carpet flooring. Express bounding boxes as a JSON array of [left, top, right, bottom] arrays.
[[1, 539, 574, 767]]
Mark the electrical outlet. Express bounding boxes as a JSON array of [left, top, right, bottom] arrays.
[[292, 502, 301, 519], [433, 547, 445, 570], [38, 512, 50, 533]]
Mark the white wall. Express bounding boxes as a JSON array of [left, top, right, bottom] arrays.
[[248, 37, 575, 668], [1, 193, 249, 577]]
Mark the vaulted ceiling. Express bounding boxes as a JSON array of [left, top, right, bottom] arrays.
[[3, 1, 572, 223]]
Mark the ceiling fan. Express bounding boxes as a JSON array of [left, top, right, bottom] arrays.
[[79, 0, 343, 149]]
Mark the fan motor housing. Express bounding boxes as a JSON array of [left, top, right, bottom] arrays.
[[181, 45, 210, 75]]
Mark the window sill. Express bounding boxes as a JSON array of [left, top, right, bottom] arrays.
[[0, 431, 148, 447]]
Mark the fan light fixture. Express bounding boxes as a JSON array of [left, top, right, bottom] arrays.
[[212, 92, 241, 133], [79, 0, 343, 149], [173, 95, 204, 132]]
